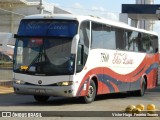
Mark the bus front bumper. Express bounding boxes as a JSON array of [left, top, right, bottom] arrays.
[[13, 83, 75, 97]]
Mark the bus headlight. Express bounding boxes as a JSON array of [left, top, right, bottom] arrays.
[[14, 80, 26, 85], [57, 81, 73, 86]]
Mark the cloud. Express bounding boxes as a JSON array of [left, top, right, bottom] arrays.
[[91, 6, 98, 11], [91, 6, 118, 21], [102, 12, 119, 21], [68, 4, 119, 21], [73, 3, 83, 9], [91, 6, 105, 12], [54, 3, 60, 7]]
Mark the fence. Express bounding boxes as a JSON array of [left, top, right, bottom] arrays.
[[0, 52, 13, 81]]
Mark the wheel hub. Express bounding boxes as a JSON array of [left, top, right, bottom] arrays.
[[88, 86, 94, 98]]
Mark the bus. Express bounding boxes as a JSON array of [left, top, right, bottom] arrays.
[[13, 14, 159, 103]]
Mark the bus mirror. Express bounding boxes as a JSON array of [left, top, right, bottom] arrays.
[[77, 44, 84, 66], [14, 34, 18, 38]]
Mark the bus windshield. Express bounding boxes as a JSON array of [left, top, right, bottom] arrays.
[[14, 19, 78, 76]]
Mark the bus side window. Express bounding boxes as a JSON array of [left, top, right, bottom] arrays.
[[115, 28, 125, 50], [124, 30, 132, 51], [91, 22, 116, 50], [141, 34, 153, 53], [124, 30, 139, 52], [102, 26, 116, 49], [91, 22, 103, 49], [132, 31, 139, 52], [151, 35, 158, 53]]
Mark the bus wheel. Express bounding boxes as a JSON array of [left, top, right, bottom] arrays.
[[34, 95, 50, 102], [135, 78, 146, 96], [82, 80, 96, 103]]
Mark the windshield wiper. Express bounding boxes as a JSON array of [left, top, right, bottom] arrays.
[[26, 41, 49, 72]]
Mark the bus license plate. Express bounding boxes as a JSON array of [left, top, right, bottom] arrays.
[[35, 89, 45, 93]]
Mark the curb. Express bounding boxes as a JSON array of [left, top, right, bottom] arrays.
[[0, 80, 13, 87]]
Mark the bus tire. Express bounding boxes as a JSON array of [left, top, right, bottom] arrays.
[[135, 78, 146, 96], [82, 80, 96, 103], [34, 95, 50, 102]]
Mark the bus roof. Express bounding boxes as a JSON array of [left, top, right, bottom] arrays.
[[24, 14, 158, 36]]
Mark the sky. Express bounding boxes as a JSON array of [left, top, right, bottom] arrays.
[[44, 0, 160, 38], [45, 0, 159, 15], [44, 0, 160, 20], [46, 0, 133, 12], [45, 0, 135, 18]]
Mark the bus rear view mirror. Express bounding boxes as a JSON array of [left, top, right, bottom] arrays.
[[14, 34, 18, 38], [77, 44, 84, 66], [76, 44, 84, 73]]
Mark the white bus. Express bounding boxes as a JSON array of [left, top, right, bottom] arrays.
[[13, 14, 159, 103]]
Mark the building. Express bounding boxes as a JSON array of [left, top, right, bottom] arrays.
[[0, 0, 71, 80], [0, 0, 70, 56], [120, 0, 160, 31], [0, 0, 70, 34]]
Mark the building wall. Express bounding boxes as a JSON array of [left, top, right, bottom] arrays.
[[54, 6, 71, 14], [136, 0, 154, 4], [0, 1, 71, 80], [0, 4, 70, 33], [0, 14, 23, 33]]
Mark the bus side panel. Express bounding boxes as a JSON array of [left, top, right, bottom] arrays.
[[145, 53, 159, 89], [75, 49, 159, 97], [75, 49, 144, 96]]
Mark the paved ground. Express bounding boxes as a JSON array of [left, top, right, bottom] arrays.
[[0, 85, 160, 120]]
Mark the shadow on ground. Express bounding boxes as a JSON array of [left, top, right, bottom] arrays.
[[0, 85, 159, 106]]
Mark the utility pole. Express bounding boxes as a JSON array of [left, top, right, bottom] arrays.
[[136, 0, 154, 31], [38, 0, 44, 14]]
